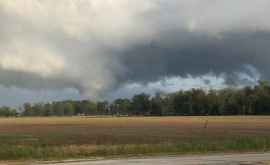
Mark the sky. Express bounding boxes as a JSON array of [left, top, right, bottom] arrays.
[[0, 0, 269, 106]]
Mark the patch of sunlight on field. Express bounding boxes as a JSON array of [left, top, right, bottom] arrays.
[[1, 116, 270, 124]]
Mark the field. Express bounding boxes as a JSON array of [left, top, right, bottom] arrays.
[[1, 116, 270, 160]]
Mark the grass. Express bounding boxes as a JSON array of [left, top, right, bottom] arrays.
[[0, 116, 270, 160]]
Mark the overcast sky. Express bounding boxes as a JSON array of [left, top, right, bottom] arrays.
[[0, 0, 269, 106]]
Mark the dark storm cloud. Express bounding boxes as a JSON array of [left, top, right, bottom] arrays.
[[0, 0, 269, 101], [118, 30, 270, 84]]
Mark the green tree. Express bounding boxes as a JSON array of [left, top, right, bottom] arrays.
[[114, 98, 131, 115], [22, 103, 33, 116], [97, 101, 109, 115], [131, 93, 151, 115], [63, 102, 75, 116]]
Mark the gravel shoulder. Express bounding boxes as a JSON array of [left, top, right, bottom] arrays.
[[32, 152, 270, 165]]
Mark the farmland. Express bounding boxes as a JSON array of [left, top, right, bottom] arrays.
[[0, 116, 270, 160]]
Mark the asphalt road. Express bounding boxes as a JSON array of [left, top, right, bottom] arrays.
[[36, 153, 270, 165]]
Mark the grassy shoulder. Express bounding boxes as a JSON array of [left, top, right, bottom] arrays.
[[1, 136, 270, 160]]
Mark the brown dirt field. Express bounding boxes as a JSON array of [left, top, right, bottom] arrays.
[[0, 116, 270, 146]]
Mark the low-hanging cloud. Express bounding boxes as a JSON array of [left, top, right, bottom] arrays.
[[0, 0, 270, 101]]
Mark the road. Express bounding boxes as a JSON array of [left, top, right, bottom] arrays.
[[36, 153, 270, 165]]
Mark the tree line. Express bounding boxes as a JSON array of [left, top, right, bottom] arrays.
[[1, 81, 270, 117]]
